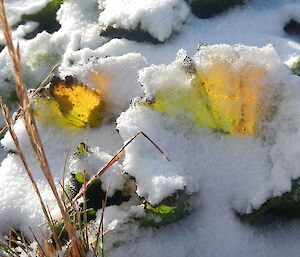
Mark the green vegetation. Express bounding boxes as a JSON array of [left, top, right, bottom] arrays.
[[15, 0, 64, 39], [141, 190, 190, 227], [186, 0, 246, 19], [239, 178, 300, 225], [290, 57, 300, 76]]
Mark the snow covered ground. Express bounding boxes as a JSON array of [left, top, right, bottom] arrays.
[[1, 0, 300, 256]]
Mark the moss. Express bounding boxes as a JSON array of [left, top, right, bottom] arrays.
[[186, 0, 246, 19]]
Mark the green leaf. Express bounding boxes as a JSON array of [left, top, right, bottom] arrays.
[[140, 190, 190, 227], [74, 172, 85, 185], [16, 0, 64, 39], [238, 178, 300, 225], [74, 143, 90, 157], [290, 57, 300, 76], [186, 0, 246, 19]]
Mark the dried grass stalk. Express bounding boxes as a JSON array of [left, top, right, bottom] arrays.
[[72, 131, 170, 204], [0, 99, 61, 249], [0, 1, 86, 255]]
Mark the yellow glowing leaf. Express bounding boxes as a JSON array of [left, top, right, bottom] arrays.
[[149, 58, 266, 135], [34, 76, 105, 128], [89, 71, 113, 94], [151, 85, 217, 129], [238, 65, 265, 134], [197, 59, 265, 134]]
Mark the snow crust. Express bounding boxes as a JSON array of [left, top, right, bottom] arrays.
[[1, 0, 300, 256]]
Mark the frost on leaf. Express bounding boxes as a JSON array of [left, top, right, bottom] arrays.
[[142, 45, 279, 135], [239, 178, 300, 225]]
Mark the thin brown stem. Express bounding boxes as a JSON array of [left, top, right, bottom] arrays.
[[29, 227, 47, 257], [0, 99, 61, 249], [0, 2, 84, 254], [72, 131, 169, 204]]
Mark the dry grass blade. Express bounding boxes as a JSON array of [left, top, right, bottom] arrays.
[[82, 170, 88, 244], [0, 63, 59, 138], [0, 241, 20, 257], [72, 131, 170, 204], [0, 1, 85, 255], [31, 63, 59, 98], [7, 226, 31, 256], [93, 185, 109, 257], [29, 227, 47, 257], [0, 98, 61, 249], [44, 239, 57, 257], [62, 134, 75, 192], [0, 126, 6, 136]]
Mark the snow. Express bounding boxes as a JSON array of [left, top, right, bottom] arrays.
[[4, 0, 51, 25], [1, 0, 300, 256], [59, 53, 147, 117], [98, 0, 190, 42], [68, 146, 126, 196]]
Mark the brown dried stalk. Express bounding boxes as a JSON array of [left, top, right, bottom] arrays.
[[0, 99, 61, 249], [0, 63, 59, 139], [29, 227, 47, 257], [0, 1, 85, 255], [71, 131, 170, 204], [93, 185, 109, 257]]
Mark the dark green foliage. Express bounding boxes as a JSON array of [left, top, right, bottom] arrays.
[[74, 143, 90, 157], [239, 178, 300, 225], [15, 0, 64, 39], [100, 26, 161, 44], [54, 222, 69, 245], [284, 19, 300, 40], [186, 0, 246, 19], [85, 179, 131, 220], [67, 174, 131, 219], [8, 90, 18, 104], [140, 190, 190, 227], [290, 58, 300, 76]]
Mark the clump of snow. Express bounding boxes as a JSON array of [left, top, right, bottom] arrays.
[[22, 32, 67, 85], [0, 153, 55, 235], [0, 32, 67, 110], [98, 0, 190, 42], [0, 50, 146, 237], [57, 0, 99, 31], [60, 53, 147, 117], [116, 118, 187, 204], [0, 116, 123, 235], [0, 21, 39, 43], [120, 44, 294, 214], [68, 146, 125, 196], [4, 0, 51, 25], [57, 0, 106, 50], [3, 0, 300, 256]]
